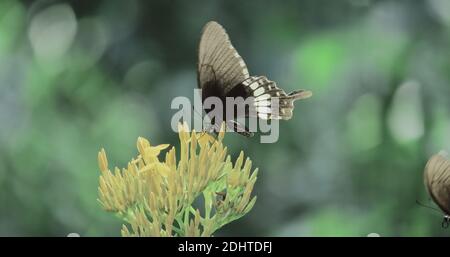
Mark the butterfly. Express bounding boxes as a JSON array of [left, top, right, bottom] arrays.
[[423, 151, 450, 228], [197, 21, 312, 137]]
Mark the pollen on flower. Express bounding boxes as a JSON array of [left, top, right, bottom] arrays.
[[97, 122, 258, 237]]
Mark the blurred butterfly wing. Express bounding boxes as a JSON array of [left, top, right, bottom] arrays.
[[424, 152, 450, 215], [198, 21, 250, 96]]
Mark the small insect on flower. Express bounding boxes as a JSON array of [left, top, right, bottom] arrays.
[[423, 151, 450, 228]]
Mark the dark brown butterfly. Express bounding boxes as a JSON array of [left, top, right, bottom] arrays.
[[424, 151, 450, 228], [197, 21, 312, 137]]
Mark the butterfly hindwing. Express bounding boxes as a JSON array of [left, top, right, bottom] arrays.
[[236, 76, 312, 120]]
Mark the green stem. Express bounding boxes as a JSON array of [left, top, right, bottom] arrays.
[[183, 203, 190, 232], [203, 191, 212, 220]]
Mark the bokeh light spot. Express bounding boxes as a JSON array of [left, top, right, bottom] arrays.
[[387, 80, 424, 143], [28, 4, 77, 62]]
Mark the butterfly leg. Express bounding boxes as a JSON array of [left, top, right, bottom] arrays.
[[200, 122, 221, 140], [226, 120, 254, 137]]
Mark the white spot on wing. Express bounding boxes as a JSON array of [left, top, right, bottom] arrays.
[[256, 94, 270, 101], [258, 113, 269, 119], [257, 107, 272, 113], [249, 82, 259, 90], [253, 87, 265, 96], [254, 100, 271, 106]]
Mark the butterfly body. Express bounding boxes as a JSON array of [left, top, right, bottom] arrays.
[[197, 21, 312, 136]]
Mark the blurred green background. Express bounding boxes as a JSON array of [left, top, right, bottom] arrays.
[[1, 0, 450, 236]]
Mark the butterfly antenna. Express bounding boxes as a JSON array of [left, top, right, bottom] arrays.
[[189, 105, 217, 141], [191, 105, 203, 123], [415, 200, 443, 214], [191, 105, 213, 129]]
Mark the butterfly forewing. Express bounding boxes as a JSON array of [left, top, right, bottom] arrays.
[[198, 21, 249, 97], [424, 151, 450, 215]]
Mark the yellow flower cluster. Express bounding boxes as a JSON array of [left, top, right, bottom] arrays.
[[97, 123, 258, 236]]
